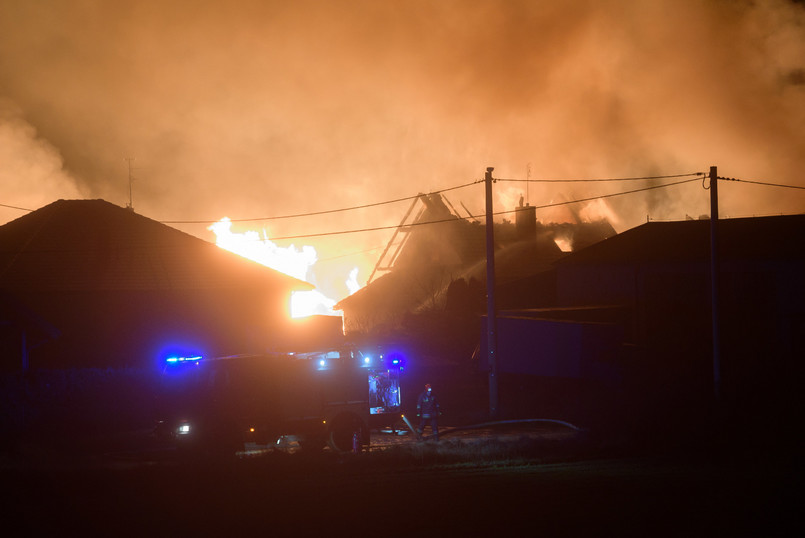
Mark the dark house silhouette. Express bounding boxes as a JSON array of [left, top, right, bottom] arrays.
[[484, 214, 805, 432], [0, 199, 314, 371], [0, 290, 61, 371]]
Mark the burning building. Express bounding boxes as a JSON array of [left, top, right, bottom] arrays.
[[334, 192, 616, 340], [0, 199, 313, 371]]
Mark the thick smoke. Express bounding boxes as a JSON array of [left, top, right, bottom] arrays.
[[1, 0, 803, 297], [0, 98, 83, 223]]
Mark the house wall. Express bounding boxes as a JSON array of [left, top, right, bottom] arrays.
[[555, 255, 805, 430], [17, 288, 293, 370], [479, 316, 623, 380], [557, 264, 638, 307]]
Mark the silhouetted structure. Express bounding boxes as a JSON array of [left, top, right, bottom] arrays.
[[335, 194, 615, 335], [0, 199, 313, 371], [0, 290, 61, 371], [483, 214, 805, 437]]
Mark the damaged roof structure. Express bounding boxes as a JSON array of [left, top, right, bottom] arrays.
[[337, 193, 803, 438], [335, 192, 615, 341], [0, 199, 312, 371]]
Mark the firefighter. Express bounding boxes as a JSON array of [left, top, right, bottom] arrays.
[[416, 383, 440, 441]]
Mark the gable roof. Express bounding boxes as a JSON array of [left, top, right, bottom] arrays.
[[555, 214, 805, 266], [0, 199, 312, 293]]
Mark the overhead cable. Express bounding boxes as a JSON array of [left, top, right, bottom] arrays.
[[160, 179, 483, 224], [524, 177, 701, 211], [0, 202, 34, 212], [266, 177, 702, 240], [718, 176, 805, 190], [497, 172, 704, 183], [159, 173, 702, 226]]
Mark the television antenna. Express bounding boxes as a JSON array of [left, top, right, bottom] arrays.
[[124, 157, 136, 210], [526, 162, 531, 205]]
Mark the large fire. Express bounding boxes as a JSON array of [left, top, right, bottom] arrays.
[[209, 218, 358, 318]]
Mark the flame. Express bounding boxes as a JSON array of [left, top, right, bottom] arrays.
[[554, 237, 573, 252], [290, 290, 336, 317], [346, 267, 361, 295], [579, 198, 621, 229], [209, 217, 351, 318]]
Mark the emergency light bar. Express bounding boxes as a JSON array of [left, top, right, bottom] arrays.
[[166, 355, 202, 364]]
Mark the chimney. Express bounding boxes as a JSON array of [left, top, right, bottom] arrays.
[[515, 203, 537, 241]]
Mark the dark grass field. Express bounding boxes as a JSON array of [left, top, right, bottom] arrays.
[[2, 428, 799, 537], [2, 368, 799, 536]]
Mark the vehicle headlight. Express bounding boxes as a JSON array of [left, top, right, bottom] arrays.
[[177, 423, 191, 435]]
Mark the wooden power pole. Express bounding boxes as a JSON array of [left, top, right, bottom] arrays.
[[485, 167, 498, 418], [709, 165, 722, 403]]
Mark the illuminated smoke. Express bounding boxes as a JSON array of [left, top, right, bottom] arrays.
[[0, 99, 83, 223], [1, 0, 803, 285]]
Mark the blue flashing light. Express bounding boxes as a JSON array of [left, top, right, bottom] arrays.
[[166, 355, 202, 365]]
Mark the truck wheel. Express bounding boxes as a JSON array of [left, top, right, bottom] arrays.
[[328, 415, 365, 453]]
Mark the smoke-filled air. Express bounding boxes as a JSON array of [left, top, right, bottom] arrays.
[[2, 0, 804, 306]]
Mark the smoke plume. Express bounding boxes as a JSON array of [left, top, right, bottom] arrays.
[[1, 0, 803, 298]]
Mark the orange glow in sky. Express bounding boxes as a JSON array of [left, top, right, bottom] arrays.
[[1, 1, 803, 248]]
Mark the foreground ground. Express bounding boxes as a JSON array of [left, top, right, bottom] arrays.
[[2, 422, 798, 536]]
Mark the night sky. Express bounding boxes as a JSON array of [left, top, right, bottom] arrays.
[[2, 0, 804, 300]]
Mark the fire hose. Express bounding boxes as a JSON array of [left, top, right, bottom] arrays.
[[400, 414, 421, 440], [400, 416, 582, 441]]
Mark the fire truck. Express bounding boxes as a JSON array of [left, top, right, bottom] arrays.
[[154, 346, 404, 455]]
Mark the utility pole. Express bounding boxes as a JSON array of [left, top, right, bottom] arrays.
[[709, 165, 722, 403], [485, 167, 499, 418]]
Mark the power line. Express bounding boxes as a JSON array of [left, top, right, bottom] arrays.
[[497, 172, 704, 183], [0, 202, 34, 212], [317, 245, 386, 263], [718, 176, 805, 190], [158, 173, 702, 226], [3, 171, 800, 227], [525, 177, 701, 211], [8, 173, 800, 247], [159, 179, 483, 224], [266, 177, 703, 240]]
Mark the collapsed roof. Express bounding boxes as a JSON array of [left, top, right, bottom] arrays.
[[336, 193, 616, 334]]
